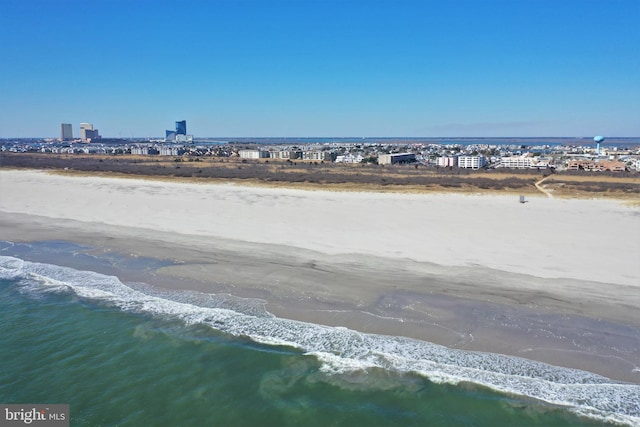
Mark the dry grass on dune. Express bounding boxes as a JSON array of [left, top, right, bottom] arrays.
[[1, 152, 638, 200]]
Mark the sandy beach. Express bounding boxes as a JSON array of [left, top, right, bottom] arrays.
[[1, 169, 639, 383]]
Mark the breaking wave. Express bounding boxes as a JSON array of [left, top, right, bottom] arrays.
[[1, 255, 638, 426]]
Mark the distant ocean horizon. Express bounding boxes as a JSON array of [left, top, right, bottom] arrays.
[[202, 136, 640, 147], [1, 242, 638, 426], [131, 136, 640, 145]]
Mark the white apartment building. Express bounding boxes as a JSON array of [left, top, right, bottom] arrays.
[[458, 156, 487, 169], [238, 149, 269, 159], [498, 156, 550, 169], [268, 150, 302, 160], [131, 146, 149, 155], [438, 156, 458, 167], [498, 156, 535, 169], [176, 134, 194, 143], [159, 146, 180, 156], [302, 151, 332, 161], [335, 154, 364, 163]]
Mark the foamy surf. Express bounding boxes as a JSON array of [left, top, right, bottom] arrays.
[[1, 255, 638, 426]]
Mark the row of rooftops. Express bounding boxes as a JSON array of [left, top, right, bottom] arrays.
[[3, 139, 640, 172]]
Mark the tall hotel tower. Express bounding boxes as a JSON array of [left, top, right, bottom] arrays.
[[79, 123, 100, 142], [175, 120, 187, 135], [165, 120, 189, 142], [60, 123, 73, 141], [80, 123, 93, 141]]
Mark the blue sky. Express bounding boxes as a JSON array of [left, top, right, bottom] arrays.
[[1, 0, 638, 138]]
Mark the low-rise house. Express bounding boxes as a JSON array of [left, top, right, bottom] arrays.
[[567, 159, 626, 172], [599, 160, 626, 172], [567, 160, 593, 171]]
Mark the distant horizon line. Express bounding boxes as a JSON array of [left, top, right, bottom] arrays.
[[3, 135, 640, 140]]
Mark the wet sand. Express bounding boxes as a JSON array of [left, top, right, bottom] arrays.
[[1, 169, 639, 383]]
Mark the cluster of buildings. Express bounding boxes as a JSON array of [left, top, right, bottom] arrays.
[[376, 153, 550, 169], [50, 119, 636, 173], [435, 154, 551, 170], [566, 159, 626, 172], [5, 137, 640, 172], [237, 149, 333, 161], [361, 142, 635, 171], [60, 123, 101, 142], [164, 120, 193, 143], [60, 120, 192, 144], [231, 144, 633, 171]]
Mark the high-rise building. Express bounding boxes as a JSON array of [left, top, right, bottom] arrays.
[[175, 120, 187, 135], [80, 123, 93, 141], [60, 123, 73, 141], [79, 123, 100, 142], [165, 130, 177, 141], [164, 120, 192, 142]]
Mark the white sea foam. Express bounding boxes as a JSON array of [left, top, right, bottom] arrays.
[[1, 255, 639, 426]]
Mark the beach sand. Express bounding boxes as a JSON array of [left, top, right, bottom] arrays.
[[1, 169, 639, 382]]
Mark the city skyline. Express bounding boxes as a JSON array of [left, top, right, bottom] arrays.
[[1, 0, 638, 138]]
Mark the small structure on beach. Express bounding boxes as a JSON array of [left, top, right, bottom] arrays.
[[519, 195, 526, 204]]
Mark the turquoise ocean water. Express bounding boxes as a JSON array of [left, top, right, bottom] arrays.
[[1, 254, 638, 427]]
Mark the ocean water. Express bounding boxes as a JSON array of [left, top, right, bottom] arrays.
[[1, 255, 638, 427]]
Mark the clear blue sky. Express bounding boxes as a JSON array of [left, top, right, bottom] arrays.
[[1, 0, 638, 138]]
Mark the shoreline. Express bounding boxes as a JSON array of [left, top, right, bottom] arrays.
[[3, 231, 639, 385], [1, 169, 639, 383]]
